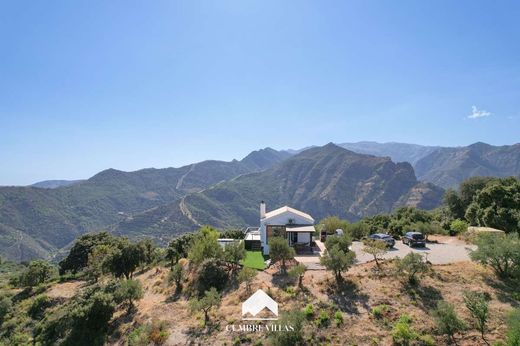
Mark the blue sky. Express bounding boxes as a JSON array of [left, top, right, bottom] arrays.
[[1, 1, 519, 185]]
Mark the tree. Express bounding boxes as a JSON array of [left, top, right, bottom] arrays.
[[288, 264, 306, 289], [320, 245, 356, 284], [463, 291, 489, 345], [362, 239, 388, 268], [188, 226, 223, 265], [59, 232, 116, 274], [223, 241, 246, 275], [465, 177, 520, 234], [166, 233, 194, 267], [19, 260, 56, 287], [238, 267, 257, 294], [450, 219, 468, 235], [269, 237, 295, 274], [189, 288, 221, 326], [433, 301, 466, 345], [470, 233, 520, 279], [105, 241, 142, 279], [168, 263, 184, 293], [136, 239, 156, 268], [444, 189, 465, 220], [269, 310, 305, 346], [115, 279, 144, 312], [85, 244, 113, 283], [319, 216, 349, 234], [193, 259, 228, 296], [396, 253, 429, 285], [409, 221, 443, 241], [325, 231, 353, 253], [346, 222, 370, 240]]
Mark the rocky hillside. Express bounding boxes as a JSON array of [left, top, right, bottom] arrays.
[[0, 148, 288, 261], [114, 144, 444, 237], [339, 141, 439, 165], [414, 142, 520, 189]]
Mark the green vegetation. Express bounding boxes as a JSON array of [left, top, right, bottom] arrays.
[[168, 263, 184, 293], [115, 279, 144, 312], [238, 267, 257, 294], [334, 311, 343, 326], [268, 237, 295, 274], [316, 310, 330, 327], [433, 301, 466, 344], [392, 314, 417, 346], [17, 260, 57, 287], [288, 263, 306, 289], [188, 226, 223, 265], [189, 288, 221, 326], [223, 241, 246, 274], [269, 310, 305, 346], [470, 233, 520, 280], [241, 251, 266, 270], [320, 235, 356, 284], [304, 304, 314, 319], [362, 239, 388, 268], [396, 252, 429, 285], [318, 216, 349, 235], [127, 320, 169, 346], [450, 219, 468, 235], [463, 291, 490, 344], [506, 308, 520, 346]]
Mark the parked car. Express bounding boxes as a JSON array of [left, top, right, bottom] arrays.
[[402, 232, 426, 247], [367, 233, 395, 248]]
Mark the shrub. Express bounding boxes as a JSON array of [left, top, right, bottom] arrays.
[[29, 294, 51, 319], [18, 260, 56, 287], [450, 219, 468, 235], [269, 310, 305, 346], [506, 308, 520, 346], [395, 252, 429, 285], [371, 304, 389, 319], [288, 264, 306, 288], [316, 310, 330, 327], [193, 260, 228, 296], [168, 263, 184, 293], [189, 287, 221, 326], [417, 334, 436, 346], [463, 291, 489, 343], [0, 297, 12, 322], [392, 314, 417, 345], [115, 279, 143, 311], [148, 320, 169, 345], [346, 222, 370, 240], [470, 233, 520, 279], [320, 245, 356, 284], [238, 267, 257, 294], [433, 301, 466, 344], [304, 304, 314, 319], [334, 311, 343, 326], [362, 239, 388, 268], [269, 237, 295, 274]]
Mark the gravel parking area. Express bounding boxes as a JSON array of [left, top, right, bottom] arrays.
[[351, 236, 477, 265]]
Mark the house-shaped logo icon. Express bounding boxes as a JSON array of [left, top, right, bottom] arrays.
[[242, 289, 278, 320]]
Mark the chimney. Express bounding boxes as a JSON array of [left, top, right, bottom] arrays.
[[260, 201, 266, 219]]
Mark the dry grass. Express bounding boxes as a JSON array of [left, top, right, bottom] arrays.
[[46, 261, 516, 345]]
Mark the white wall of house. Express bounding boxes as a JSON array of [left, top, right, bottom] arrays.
[[260, 210, 314, 255]]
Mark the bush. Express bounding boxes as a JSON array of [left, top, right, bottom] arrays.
[[269, 310, 305, 346], [346, 222, 370, 240], [450, 219, 468, 235], [506, 308, 520, 346], [18, 260, 56, 287], [417, 334, 436, 346], [470, 233, 520, 280], [433, 301, 466, 344], [238, 267, 257, 294], [334, 311, 343, 326], [193, 260, 228, 296], [115, 279, 143, 310], [396, 252, 429, 285], [392, 314, 417, 345], [0, 297, 12, 322], [463, 291, 489, 343], [28, 294, 51, 319], [316, 310, 330, 327], [304, 304, 314, 319], [371, 304, 389, 319]]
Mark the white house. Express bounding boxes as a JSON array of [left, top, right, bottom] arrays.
[[258, 201, 315, 255]]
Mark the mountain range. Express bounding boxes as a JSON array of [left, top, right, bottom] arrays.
[[1, 141, 519, 262]]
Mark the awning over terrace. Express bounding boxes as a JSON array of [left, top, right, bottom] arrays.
[[285, 225, 315, 233]]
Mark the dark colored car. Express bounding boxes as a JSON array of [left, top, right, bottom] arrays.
[[402, 232, 426, 247], [367, 233, 395, 248]]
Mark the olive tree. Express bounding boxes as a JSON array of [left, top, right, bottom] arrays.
[[189, 287, 221, 326], [269, 237, 295, 274]]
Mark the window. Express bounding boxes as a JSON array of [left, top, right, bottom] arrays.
[[266, 225, 286, 244]]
